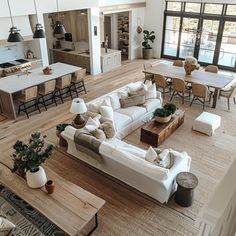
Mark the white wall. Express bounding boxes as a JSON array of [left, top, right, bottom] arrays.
[[129, 7, 145, 60], [99, 0, 146, 7]]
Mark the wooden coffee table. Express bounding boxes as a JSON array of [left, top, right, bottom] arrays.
[[141, 109, 185, 147], [0, 165, 105, 236]]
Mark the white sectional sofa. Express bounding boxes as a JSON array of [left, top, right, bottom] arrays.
[[62, 81, 191, 203]]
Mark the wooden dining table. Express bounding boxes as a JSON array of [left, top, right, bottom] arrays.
[[144, 63, 236, 108]]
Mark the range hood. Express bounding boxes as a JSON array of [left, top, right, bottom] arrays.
[[0, 15, 33, 42]]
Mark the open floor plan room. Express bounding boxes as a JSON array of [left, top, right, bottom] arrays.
[[0, 1, 236, 236]]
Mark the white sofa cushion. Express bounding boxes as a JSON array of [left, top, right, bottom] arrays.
[[193, 112, 221, 136], [116, 106, 147, 121], [145, 147, 157, 162], [113, 112, 132, 130], [100, 105, 114, 120], [143, 98, 162, 112], [85, 116, 100, 132], [144, 83, 157, 100], [127, 81, 143, 92], [108, 92, 121, 110], [88, 97, 111, 113]]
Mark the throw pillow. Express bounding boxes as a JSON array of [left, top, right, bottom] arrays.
[[128, 82, 143, 92], [101, 98, 112, 107], [156, 149, 175, 169], [128, 88, 145, 97], [91, 129, 106, 141], [120, 94, 146, 108], [100, 121, 116, 139], [85, 116, 100, 132], [99, 105, 114, 120], [87, 97, 111, 113], [144, 83, 157, 100], [145, 146, 158, 163], [0, 216, 15, 235], [83, 111, 100, 122], [108, 93, 121, 110], [118, 90, 129, 99]]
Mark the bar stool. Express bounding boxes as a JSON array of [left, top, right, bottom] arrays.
[[54, 74, 73, 103], [38, 80, 57, 110], [18, 86, 40, 118], [70, 69, 87, 97]]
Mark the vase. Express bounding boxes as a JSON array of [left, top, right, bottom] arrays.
[[184, 63, 196, 75], [155, 115, 172, 123], [26, 166, 47, 188], [45, 180, 55, 194]]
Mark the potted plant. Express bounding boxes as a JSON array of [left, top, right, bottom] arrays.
[[56, 123, 69, 147], [154, 103, 177, 123], [12, 132, 54, 188], [142, 30, 156, 59]]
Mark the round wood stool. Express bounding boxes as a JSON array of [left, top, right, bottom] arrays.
[[175, 172, 198, 207]]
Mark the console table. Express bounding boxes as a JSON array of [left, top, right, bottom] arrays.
[[141, 110, 185, 147], [0, 165, 105, 236]]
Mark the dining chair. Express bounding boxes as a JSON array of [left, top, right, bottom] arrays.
[[143, 62, 153, 83], [153, 74, 171, 99], [173, 60, 184, 67], [170, 78, 191, 104], [70, 69, 87, 97], [219, 83, 236, 110], [54, 74, 73, 103], [190, 83, 211, 110], [38, 80, 57, 111], [18, 86, 40, 118], [205, 65, 219, 74]]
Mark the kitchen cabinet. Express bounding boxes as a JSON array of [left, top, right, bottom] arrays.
[[101, 48, 121, 73]]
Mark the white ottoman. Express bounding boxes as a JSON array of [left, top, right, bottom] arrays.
[[193, 112, 221, 136]]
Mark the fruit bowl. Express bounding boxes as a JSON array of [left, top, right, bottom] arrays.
[[43, 67, 53, 75]]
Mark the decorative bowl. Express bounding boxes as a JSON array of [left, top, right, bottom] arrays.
[[155, 115, 172, 124]]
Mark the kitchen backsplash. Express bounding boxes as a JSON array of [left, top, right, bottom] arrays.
[[0, 44, 25, 64]]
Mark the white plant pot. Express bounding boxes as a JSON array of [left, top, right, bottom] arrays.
[[26, 166, 47, 188]]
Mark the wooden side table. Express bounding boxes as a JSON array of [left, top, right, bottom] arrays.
[[175, 172, 198, 207]]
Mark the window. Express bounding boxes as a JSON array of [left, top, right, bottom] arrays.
[[163, 16, 181, 57], [167, 2, 182, 11], [204, 4, 223, 15], [226, 5, 236, 16], [185, 3, 201, 13]]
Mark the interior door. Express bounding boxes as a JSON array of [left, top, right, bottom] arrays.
[[197, 19, 220, 64]]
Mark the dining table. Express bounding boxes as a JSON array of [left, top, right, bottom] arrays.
[[144, 63, 236, 108], [0, 62, 82, 120]]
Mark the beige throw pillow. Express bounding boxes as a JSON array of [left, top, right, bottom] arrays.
[[128, 88, 145, 97], [91, 129, 106, 141], [100, 121, 116, 139], [156, 149, 175, 169], [120, 94, 146, 108]]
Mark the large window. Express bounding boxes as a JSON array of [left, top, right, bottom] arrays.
[[162, 1, 236, 71]]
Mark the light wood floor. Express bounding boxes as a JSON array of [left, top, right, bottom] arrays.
[[0, 59, 236, 236]]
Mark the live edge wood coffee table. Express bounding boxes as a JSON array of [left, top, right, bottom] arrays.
[[0, 165, 105, 236], [141, 109, 185, 147]]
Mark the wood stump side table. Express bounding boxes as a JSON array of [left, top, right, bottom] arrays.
[[175, 172, 198, 207]]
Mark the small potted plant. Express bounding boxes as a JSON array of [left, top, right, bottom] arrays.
[[184, 56, 198, 75], [56, 123, 69, 147], [142, 30, 156, 59], [12, 132, 54, 188], [154, 103, 177, 123]]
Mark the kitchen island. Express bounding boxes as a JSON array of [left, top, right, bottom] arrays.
[[0, 62, 81, 119]]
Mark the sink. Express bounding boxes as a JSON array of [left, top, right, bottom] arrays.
[[61, 48, 74, 52]]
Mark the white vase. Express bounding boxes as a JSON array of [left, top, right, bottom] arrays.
[[26, 166, 47, 188]]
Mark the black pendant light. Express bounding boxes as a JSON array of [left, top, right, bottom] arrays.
[[53, 0, 66, 35], [33, 0, 45, 38], [7, 0, 23, 42]]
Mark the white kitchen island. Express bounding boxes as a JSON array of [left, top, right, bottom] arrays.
[[0, 63, 81, 119]]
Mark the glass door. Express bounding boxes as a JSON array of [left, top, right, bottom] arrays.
[[179, 17, 199, 58], [218, 21, 236, 70], [197, 19, 220, 64]]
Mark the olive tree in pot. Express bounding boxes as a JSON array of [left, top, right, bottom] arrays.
[[12, 132, 54, 188], [142, 30, 156, 59]]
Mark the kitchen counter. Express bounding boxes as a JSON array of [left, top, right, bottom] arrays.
[[101, 48, 121, 56], [51, 48, 90, 58]]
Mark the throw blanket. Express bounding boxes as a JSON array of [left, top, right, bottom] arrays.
[[74, 129, 102, 154]]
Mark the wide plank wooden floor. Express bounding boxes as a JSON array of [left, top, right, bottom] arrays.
[[0, 59, 235, 236]]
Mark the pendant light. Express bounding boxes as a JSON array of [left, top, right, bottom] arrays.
[[53, 0, 66, 35], [7, 0, 23, 42], [33, 0, 45, 38]]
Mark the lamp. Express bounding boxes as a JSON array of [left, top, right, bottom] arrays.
[[33, 0, 45, 39], [53, 0, 66, 35], [7, 0, 23, 42], [70, 98, 87, 128]]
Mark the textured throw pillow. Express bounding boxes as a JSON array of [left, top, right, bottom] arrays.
[[108, 93, 121, 110], [85, 117, 100, 132], [91, 129, 106, 141], [145, 146, 158, 163], [128, 88, 145, 97], [87, 98, 111, 113], [144, 83, 157, 100], [100, 121, 116, 139], [120, 94, 146, 108], [99, 105, 114, 120], [156, 149, 175, 169], [0, 216, 15, 235], [83, 111, 100, 122], [118, 90, 129, 99]]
